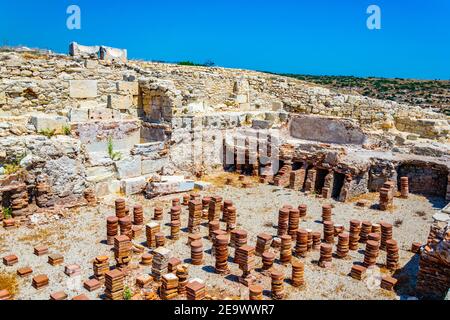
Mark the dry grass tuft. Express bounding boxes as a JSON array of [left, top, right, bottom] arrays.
[[0, 273, 19, 297]]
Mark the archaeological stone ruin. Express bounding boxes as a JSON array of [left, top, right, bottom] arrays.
[[0, 43, 449, 300]]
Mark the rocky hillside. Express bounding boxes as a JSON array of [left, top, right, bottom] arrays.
[[273, 74, 450, 115]]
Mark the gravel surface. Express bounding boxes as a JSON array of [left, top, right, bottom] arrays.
[[0, 177, 445, 300]]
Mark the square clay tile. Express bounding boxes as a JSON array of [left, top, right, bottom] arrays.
[[83, 278, 102, 292], [72, 294, 89, 300], [17, 267, 33, 277], [50, 291, 68, 300], [2, 254, 18, 266]]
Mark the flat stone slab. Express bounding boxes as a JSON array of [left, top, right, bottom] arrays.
[[69, 80, 98, 98]]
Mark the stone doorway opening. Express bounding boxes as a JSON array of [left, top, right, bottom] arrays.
[[315, 168, 328, 193], [332, 172, 346, 199]]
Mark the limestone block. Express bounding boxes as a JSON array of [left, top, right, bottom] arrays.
[[69, 42, 100, 57], [84, 59, 99, 69], [252, 119, 272, 129], [100, 46, 127, 63], [236, 94, 249, 104], [31, 115, 68, 132], [114, 156, 142, 179], [0, 91, 6, 104], [69, 80, 98, 98], [108, 94, 133, 110], [194, 181, 212, 190], [69, 108, 89, 122], [88, 108, 114, 121], [95, 179, 121, 197], [272, 101, 283, 111], [117, 81, 139, 95], [86, 165, 115, 183], [141, 157, 167, 175], [121, 176, 148, 195]]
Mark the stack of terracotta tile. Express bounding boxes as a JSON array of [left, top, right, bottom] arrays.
[[249, 284, 263, 300], [114, 235, 132, 268], [411, 242, 422, 253], [84, 278, 102, 292], [3, 254, 18, 266], [176, 264, 189, 295], [105, 269, 124, 300], [208, 196, 222, 221], [288, 208, 300, 240], [262, 251, 275, 271], [34, 245, 48, 256], [152, 247, 171, 280], [17, 267, 33, 278], [280, 235, 292, 265], [400, 177, 409, 199], [380, 275, 397, 291], [32, 274, 49, 289], [298, 204, 307, 218], [380, 222, 393, 251], [119, 216, 132, 239], [294, 229, 308, 257], [319, 243, 332, 268], [222, 200, 233, 222], [182, 194, 190, 206], [190, 240, 204, 265], [323, 221, 335, 244], [336, 232, 350, 258], [289, 169, 306, 190], [416, 222, 450, 299], [186, 279, 206, 300], [133, 205, 144, 225], [115, 198, 127, 218], [273, 164, 291, 187], [306, 229, 313, 251], [322, 204, 332, 222], [170, 205, 181, 222], [171, 220, 180, 240], [10, 184, 29, 217], [155, 232, 165, 247], [188, 200, 202, 233], [291, 259, 305, 287], [141, 253, 153, 266], [371, 223, 381, 235], [146, 222, 160, 248], [153, 207, 163, 220], [172, 197, 180, 207], [236, 245, 256, 286], [64, 264, 81, 277], [277, 207, 289, 236], [386, 239, 399, 270], [50, 291, 67, 300], [368, 232, 381, 244], [322, 187, 331, 199], [0, 289, 11, 300], [363, 240, 380, 267], [349, 220, 361, 250], [350, 264, 366, 280], [360, 221, 372, 243], [106, 216, 119, 245], [312, 232, 321, 250], [214, 234, 230, 274], [379, 181, 395, 211], [211, 229, 227, 256], [160, 273, 179, 300], [169, 257, 181, 272], [256, 233, 272, 256], [232, 230, 248, 262], [334, 224, 345, 236], [93, 255, 109, 281], [135, 274, 152, 288], [48, 254, 64, 266], [208, 220, 220, 239], [83, 188, 96, 207], [226, 206, 237, 231], [270, 270, 285, 300], [2, 218, 15, 229], [190, 193, 201, 201], [132, 225, 143, 238], [201, 197, 211, 219]]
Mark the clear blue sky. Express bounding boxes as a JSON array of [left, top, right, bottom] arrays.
[[1, 0, 449, 79]]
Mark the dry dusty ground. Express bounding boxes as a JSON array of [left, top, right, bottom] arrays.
[[0, 173, 445, 300]]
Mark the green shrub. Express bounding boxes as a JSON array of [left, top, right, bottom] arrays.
[[123, 286, 132, 300], [62, 125, 71, 136], [107, 136, 122, 161], [39, 128, 57, 138], [2, 207, 12, 219]]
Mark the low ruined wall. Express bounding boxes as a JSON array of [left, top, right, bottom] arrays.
[[289, 115, 367, 145]]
